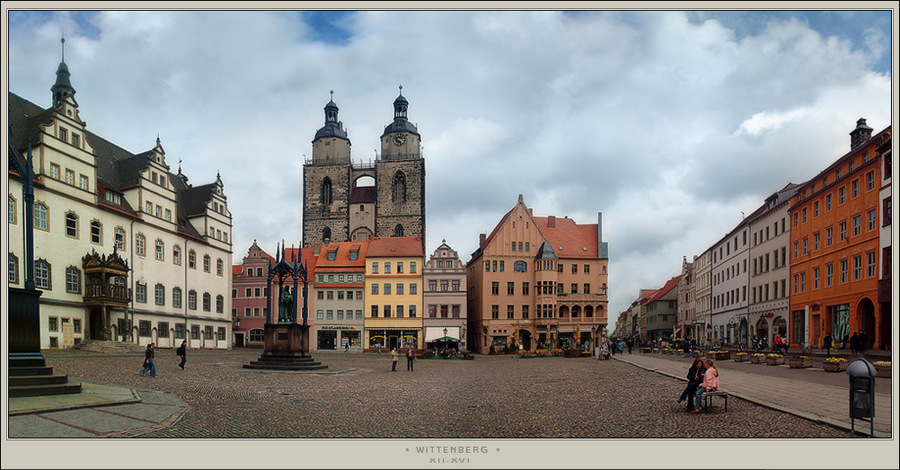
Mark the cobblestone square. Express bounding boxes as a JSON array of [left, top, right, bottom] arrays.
[[33, 349, 853, 439]]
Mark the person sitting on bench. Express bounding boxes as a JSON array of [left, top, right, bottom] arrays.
[[692, 358, 719, 414]]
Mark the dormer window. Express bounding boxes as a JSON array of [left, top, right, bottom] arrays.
[[327, 250, 337, 261], [59, 127, 67, 141], [72, 134, 79, 147]]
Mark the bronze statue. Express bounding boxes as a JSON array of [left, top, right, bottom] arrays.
[[278, 288, 293, 323]]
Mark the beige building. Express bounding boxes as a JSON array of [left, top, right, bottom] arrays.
[[693, 248, 712, 342], [422, 240, 468, 351], [747, 184, 799, 348], [8, 55, 232, 349], [363, 235, 424, 350], [676, 256, 695, 341], [466, 195, 609, 353]]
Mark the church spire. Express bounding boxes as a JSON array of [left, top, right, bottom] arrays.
[[51, 36, 76, 108]]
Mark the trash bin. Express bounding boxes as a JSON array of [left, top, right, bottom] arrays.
[[846, 358, 877, 437]]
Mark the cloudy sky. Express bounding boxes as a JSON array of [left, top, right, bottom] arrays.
[[5, 7, 894, 317]]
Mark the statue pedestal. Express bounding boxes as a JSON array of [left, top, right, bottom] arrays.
[[243, 323, 328, 371]]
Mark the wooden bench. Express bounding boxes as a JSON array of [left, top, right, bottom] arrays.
[[702, 390, 728, 412]]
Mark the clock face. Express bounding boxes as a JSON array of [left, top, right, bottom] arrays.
[[392, 133, 407, 146]]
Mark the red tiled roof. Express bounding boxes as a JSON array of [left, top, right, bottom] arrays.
[[647, 275, 681, 303], [533, 216, 598, 258], [315, 241, 371, 270], [282, 247, 319, 278], [367, 235, 424, 258]]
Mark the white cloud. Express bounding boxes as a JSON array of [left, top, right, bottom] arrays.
[[7, 9, 892, 317]]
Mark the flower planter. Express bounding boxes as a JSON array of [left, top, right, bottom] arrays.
[[642, 348, 652, 354], [692, 350, 702, 358], [733, 354, 749, 362], [766, 356, 785, 366], [874, 365, 891, 378], [750, 355, 765, 364], [716, 352, 731, 361], [788, 357, 812, 368], [823, 361, 848, 372]]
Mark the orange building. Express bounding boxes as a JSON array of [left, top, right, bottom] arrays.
[[467, 195, 609, 353], [788, 119, 891, 351]]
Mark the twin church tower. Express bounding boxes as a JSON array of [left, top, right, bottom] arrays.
[[302, 88, 425, 249]]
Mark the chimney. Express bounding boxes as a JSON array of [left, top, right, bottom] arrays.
[[548, 216, 556, 228], [850, 118, 873, 149], [479, 233, 486, 247], [598, 212, 608, 259]]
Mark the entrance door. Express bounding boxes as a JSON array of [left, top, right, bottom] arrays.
[[89, 309, 103, 340], [388, 335, 399, 350], [234, 333, 244, 348]]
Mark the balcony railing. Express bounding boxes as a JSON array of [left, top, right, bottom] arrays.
[[84, 283, 131, 303]]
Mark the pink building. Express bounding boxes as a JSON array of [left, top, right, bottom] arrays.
[[423, 240, 468, 352], [231, 241, 273, 347]]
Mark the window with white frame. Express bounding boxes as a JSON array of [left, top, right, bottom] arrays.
[[34, 203, 48, 230], [114, 227, 126, 250], [35, 260, 50, 289], [65, 267, 81, 293], [155, 239, 165, 260], [65, 212, 78, 238], [155, 283, 165, 306], [136, 234, 146, 255]]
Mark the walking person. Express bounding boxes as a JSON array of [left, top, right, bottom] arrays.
[[176, 340, 187, 370], [139, 343, 157, 378], [390, 348, 399, 371], [406, 346, 415, 371], [677, 357, 705, 412], [692, 359, 719, 413], [849, 332, 860, 356], [858, 330, 868, 356], [822, 333, 833, 357]]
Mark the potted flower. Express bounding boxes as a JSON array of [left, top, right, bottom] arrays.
[[822, 357, 848, 372], [750, 353, 766, 364], [715, 350, 731, 360], [692, 350, 702, 358], [788, 355, 812, 368], [766, 353, 784, 365], [733, 352, 749, 362], [873, 361, 891, 378]]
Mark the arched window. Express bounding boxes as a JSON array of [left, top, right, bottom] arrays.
[[392, 171, 407, 203], [136, 234, 146, 256], [34, 203, 48, 230], [65, 266, 81, 293], [155, 239, 165, 260], [173, 245, 182, 265], [90, 220, 102, 244], [203, 254, 211, 272], [514, 261, 527, 272], [8, 253, 19, 284], [115, 227, 126, 250], [322, 227, 332, 243], [321, 177, 333, 205], [8, 194, 16, 223], [35, 259, 51, 289], [65, 212, 78, 238], [393, 224, 404, 237]]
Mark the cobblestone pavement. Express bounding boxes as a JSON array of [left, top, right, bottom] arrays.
[[20, 349, 864, 439]]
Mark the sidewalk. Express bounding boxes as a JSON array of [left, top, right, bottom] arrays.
[[615, 353, 892, 438], [6, 380, 188, 438]]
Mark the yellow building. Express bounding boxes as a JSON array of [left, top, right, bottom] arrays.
[[364, 235, 424, 350]]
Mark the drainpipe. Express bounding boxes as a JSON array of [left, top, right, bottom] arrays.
[[129, 218, 135, 343]]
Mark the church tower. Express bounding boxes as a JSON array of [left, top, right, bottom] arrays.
[[302, 88, 425, 250], [303, 92, 353, 247], [375, 86, 425, 243]]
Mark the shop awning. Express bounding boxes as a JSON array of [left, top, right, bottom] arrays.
[[432, 335, 458, 342], [425, 326, 460, 342]]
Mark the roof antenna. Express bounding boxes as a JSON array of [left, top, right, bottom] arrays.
[[61, 35, 65, 62]]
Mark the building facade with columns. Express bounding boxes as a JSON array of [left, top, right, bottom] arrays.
[[8, 54, 232, 349]]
